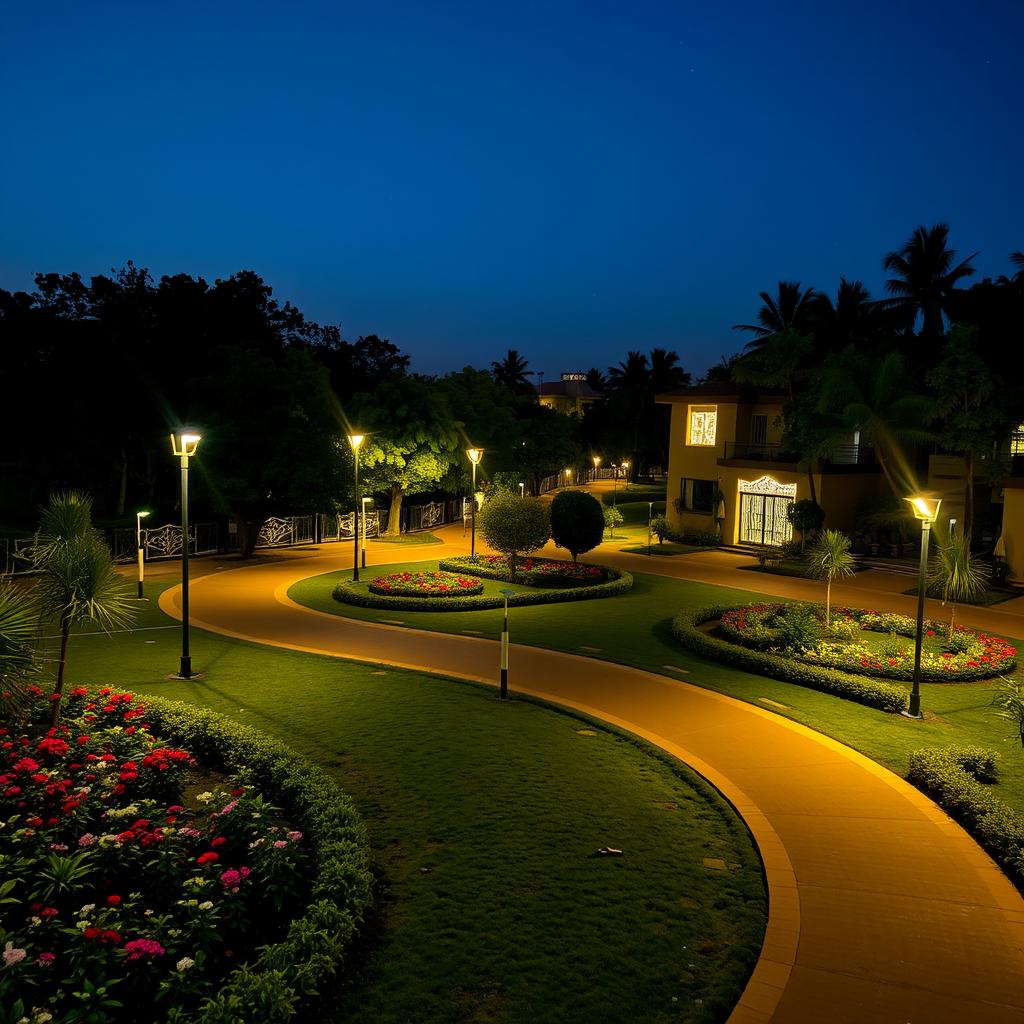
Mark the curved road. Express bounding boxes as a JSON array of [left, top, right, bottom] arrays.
[[161, 536, 1024, 1023]]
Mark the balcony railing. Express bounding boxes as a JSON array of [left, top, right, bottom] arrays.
[[723, 442, 799, 462]]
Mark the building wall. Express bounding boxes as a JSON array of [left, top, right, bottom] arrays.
[[818, 474, 887, 533], [1001, 485, 1024, 578]]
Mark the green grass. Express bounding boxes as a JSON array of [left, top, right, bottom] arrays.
[[53, 583, 765, 1024], [369, 531, 443, 545], [291, 561, 1024, 820], [620, 542, 713, 556]]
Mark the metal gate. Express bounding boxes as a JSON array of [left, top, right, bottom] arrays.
[[739, 493, 794, 546]]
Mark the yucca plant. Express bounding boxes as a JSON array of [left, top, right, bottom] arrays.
[[32, 492, 135, 724], [0, 582, 40, 721], [928, 533, 991, 637], [806, 529, 856, 625]]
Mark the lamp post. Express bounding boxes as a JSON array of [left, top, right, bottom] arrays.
[[135, 510, 151, 599], [348, 434, 365, 582], [518, 482, 524, 498], [622, 460, 630, 492], [647, 501, 654, 556], [905, 495, 941, 719], [563, 467, 572, 489], [592, 454, 601, 484], [170, 431, 201, 679], [361, 496, 373, 568], [499, 587, 515, 699], [467, 447, 484, 557]]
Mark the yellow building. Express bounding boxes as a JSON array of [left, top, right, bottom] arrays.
[[656, 384, 885, 547], [536, 374, 601, 417]]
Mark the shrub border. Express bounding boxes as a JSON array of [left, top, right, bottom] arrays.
[[907, 746, 1024, 891], [333, 563, 632, 611], [671, 606, 908, 713], [134, 694, 373, 1022], [438, 555, 608, 588]]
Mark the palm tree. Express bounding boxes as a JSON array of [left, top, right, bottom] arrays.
[[806, 529, 856, 626], [809, 278, 880, 354], [606, 351, 650, 470], [817, 351, 934, 497], [928, 533, 991, 637], [33, 492, 135, 724], [881, 223, 976, 339], [0, 583, 40, 721], [491, 349, 532, 395], [733, 281, 818, 349]]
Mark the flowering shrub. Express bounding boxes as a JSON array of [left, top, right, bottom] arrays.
[[369, 570, 484, 597], [446, 554, 608, 588], [716, 603, 1016, 682], [0, 686, 314, 1022]]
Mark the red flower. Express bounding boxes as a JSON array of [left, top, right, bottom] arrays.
[[107, 895, 121, 906], [197, 852, 219, 865], [210, 836, 227, 847]]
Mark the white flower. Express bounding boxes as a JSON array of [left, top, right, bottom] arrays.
[[3, 942, 26, 966], [198, 901, 213, 911], [78, 904, 96, 916], [176, 957, 195, 971], [196, 792, 214, 804]]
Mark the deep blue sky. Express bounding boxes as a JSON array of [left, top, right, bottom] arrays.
[[2, 1, 1020, 378]]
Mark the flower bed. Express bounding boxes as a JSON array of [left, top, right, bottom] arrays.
[[716, 603, 1016, 682], [441, 555, 608, 587], [0, 686, 371, 1023], [369, 570, 484, 597], [334, 565, 632, 611]]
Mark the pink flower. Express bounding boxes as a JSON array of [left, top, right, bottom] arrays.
[[286, 831, 303, 842], [124, 938, 165, 961], [274, 840, 288, 849], [2, 944, 26, 966], [37, 952, 56, 966]]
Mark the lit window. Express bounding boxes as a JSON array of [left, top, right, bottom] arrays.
[[688, 405, 717, 446], [1012, 424, 1024, 456]]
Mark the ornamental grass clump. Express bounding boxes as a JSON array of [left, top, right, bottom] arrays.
[[0, 686, 312, 1022], [929, 534, 991, 637]]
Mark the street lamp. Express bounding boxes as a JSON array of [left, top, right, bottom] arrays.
[[904, 495, 941, 719], [499, 587, 515, 700], [622, 459, 630, 492], [348, 433, 365, 582], [361, 496, 373, 568], [592, 454, 601, 484], [170, 431, 201, 679], [467, 447, 484, 557], [135, 510, 151, 599], [647, 501, 654, 556], [519, 482, 524, 498], [563, 467, 572, 489]]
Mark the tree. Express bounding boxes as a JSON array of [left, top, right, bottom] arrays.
[[491, 349, 533, 396], [32, 492, 135, 724], [881, 223, 976, 340], [928, 534, 991, 637], [550, 491, 604, 563], [603, 505, 624, 538], [925, 324, 1005, 542], [806, 529, 856, 625], [733, 281, 818, 348], [353, 376, 461, 536], [786, 500, 825, 553], [991, 679, 1024, 749], [0, 583, 40, 721], [476, 491, 550, 580]]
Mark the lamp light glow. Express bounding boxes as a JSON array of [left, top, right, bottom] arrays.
[[170, 431, 202, 457], [348, 433, 365, 451]]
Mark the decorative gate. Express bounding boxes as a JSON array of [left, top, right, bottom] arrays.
[[738, 476, 796, 547]]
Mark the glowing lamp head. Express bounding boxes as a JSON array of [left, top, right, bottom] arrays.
[[348, 433, 365, 451], [905, 495, 942, 522], [593, 455, 601, 468], [137, 510, 151, 520], [171, 431, 202, 457], [467, 447, 483, 465]]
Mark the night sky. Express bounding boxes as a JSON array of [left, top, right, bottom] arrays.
[[2, 0, 1021, 378]]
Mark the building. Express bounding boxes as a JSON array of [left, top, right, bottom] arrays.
[[536, 373, 601, 417], [656, 384, 885, 547]]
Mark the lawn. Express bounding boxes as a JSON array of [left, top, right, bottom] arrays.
[[52, 583, 766, 1024], [290, 561, 1024, 820]]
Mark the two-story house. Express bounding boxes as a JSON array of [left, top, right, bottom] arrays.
[[656, 384, 886, 547]]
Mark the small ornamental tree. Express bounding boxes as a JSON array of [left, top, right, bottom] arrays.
[[550, 491, 604, 563], [786, 499, 825, 553], [928, 533, 991, 636], [806, 529, 856, 625], [476, 491, 551, 581], [603, 505, 624, 538]]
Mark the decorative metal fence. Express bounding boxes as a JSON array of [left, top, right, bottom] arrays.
[[256, 515, 314, 549], [112, 523, 219, 562]]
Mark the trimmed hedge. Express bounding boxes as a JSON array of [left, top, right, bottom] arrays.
[[334, 565, 633, 611], [671, 606, 909, 713], [137, 695, 373, 1023], [907, 746, 1024, 890], [439, 555, 607, 588]]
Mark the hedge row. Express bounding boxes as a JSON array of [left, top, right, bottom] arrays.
[[334, 566, 633, 611], [138, 695, 373, 1023], [907, 746, 1024, 890], [670, 606, 909, 713]]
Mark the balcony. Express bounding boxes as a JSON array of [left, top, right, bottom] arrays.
[[722, 441, 876, 472], [723, 442, 799, 462]]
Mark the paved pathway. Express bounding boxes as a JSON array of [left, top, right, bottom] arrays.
[[158, 529, 1024, 1023]]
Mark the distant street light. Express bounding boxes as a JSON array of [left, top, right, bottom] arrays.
[[563, 467, 572, 488], [467, 447, 484, 557], [170, 431, 201, 679], [348, 433, 365, 582], [647, 501, 654, 556], [905, 495, 942, 719], [499, 587, 515, 700], [361, 496, 373, 568], [622, 459, 630, 491], [592, 454, 601, 484], [519, 482, 524, 498], [135, 510, 151, 599]]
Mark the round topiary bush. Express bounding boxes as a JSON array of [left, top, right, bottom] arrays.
[[476, 490, 551, 578], [550, 490, 605, 563]]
